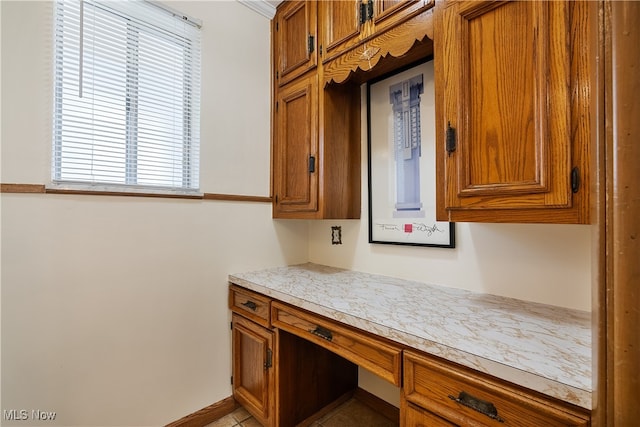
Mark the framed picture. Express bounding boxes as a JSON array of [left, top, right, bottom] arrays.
[[367, 58, 455, 248]]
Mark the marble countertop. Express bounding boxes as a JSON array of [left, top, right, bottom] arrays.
[[228, 263, 592, 409]]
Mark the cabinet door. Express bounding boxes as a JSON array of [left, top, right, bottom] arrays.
[[232, 314, 274, 427], [273, 74, 319, 218], [275, 0, 317, 86], [319, 0, 361, 60], [373, 0, 425, 27], [436, 1, 583, 223]]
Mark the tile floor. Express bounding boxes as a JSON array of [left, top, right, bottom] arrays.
[[204, 397, 398, 427]]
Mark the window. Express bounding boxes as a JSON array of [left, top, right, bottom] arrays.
[[52, 0, 201, 193]]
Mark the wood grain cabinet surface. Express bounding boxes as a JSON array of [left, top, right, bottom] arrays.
[[272, 73, 320, 216], [229, 284, 271, 327], [231, 313, 274, 427], [229, 286, 358, 427], [274, 0, 317, 87], [271, 72, 361, 219], [272, 300, 403, 386], [272, 1, 361, 220], [434, 0, 595, 223]]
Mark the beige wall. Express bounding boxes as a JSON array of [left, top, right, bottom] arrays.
[[1, 1, 308, 426]]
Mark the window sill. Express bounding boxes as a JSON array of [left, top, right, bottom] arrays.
[[1, 183, 272, 203]]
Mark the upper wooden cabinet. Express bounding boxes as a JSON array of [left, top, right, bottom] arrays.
[[273, 73, 319, 216], [272, 73, 361, 219], [275, 0, 317, 86], [272, 1, 362, 220], [435, 0, 594, 223]]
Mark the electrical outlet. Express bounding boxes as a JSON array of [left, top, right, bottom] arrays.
[[331, 226, 342, 245]]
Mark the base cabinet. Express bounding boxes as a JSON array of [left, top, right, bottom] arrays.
[[230, 286, 358, 427], [230, 285, 591, 426], [231, 313, 274, 427]]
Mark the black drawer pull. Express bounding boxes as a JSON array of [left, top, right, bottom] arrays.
[[241, 300, 257, 311], [448, 391, 504, 423], [310, 326, 333, 342]]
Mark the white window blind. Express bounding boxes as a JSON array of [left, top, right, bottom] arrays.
[[52, 0, 202, 194]]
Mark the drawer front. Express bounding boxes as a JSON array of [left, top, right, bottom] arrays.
[[403, 351, 590, 427], [272, 301, 402, 386], [403, 401, 456, 427], [229, 285, 271, 327]]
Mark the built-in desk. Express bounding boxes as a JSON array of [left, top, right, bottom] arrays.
[[229, 263, 592, 426]]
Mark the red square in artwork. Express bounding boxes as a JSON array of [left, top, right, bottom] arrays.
[[404, 224, 413, 233]]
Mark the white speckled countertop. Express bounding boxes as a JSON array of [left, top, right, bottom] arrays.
[[228, 263, 592, 409]]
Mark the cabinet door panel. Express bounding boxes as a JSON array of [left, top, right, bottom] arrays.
[[232, 314, 274, 426], [321, 0, 361, 58], [276, 0, 317, 86], [375, 0, 420, 25], [273, 75, 319, 216], [437, 0, 576, 218]]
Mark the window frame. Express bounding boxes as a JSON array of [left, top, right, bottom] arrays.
[[50, 0, 202, 195]]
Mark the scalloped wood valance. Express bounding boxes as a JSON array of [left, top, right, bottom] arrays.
[[322, 7, 434, 86]]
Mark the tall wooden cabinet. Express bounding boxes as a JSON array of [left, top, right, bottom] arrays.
[[272, 1, 361, 219], [434, 0, 594, 223]]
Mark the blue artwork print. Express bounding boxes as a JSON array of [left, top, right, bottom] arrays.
[[389, 75, 424, 218]]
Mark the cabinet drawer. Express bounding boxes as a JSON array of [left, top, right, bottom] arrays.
[[229, 285, 271, 328], [403, 401, 456, 427], [271, 301, 402, 386], [404, 351, 590, 426]]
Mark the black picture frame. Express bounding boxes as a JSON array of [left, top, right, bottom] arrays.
[[366, 57, 455, 248]]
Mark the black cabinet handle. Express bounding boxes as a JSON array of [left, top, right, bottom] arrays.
[[307, 34, 314, 55], [571, 167, 580, 193], [264, 348, 272, 369], [448, 391, 504, 423], [241, 300, 257, 311], [446, 121, 457, 155], [309, 155, 316, 173], [310, 326, 333, 342]]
